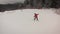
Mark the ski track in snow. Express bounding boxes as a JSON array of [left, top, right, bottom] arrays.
[[0, 9, 60, 34]]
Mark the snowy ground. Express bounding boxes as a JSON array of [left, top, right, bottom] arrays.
[[0, 9, 60, 34]]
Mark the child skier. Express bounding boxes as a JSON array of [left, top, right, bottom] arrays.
[[34, 13, 39, 21]]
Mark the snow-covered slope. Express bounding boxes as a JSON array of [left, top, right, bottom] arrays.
[[0, 9, 60, 34]]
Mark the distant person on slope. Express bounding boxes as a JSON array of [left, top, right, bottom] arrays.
[[34, 13, 39, 21]]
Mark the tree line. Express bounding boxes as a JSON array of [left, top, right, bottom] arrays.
[[0, 0, 60, 12]]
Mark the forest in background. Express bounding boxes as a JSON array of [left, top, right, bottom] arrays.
[[0, 0, 60, 12]]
